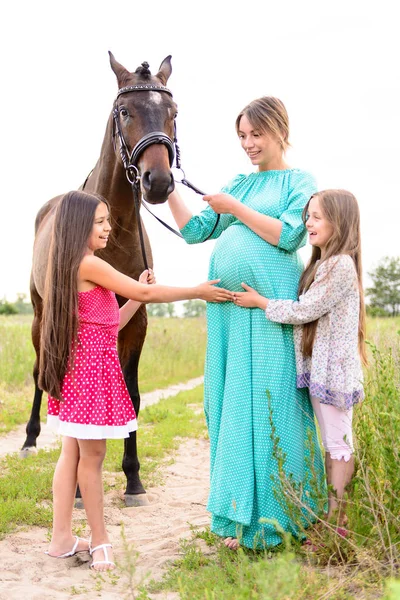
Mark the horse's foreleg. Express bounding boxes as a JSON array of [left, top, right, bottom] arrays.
[[21, 304, 43, 457], [117, 304, 149, 505], [21, 380, 43, 456], [124, 431, 145, 496], [122, 348, 147, 505]]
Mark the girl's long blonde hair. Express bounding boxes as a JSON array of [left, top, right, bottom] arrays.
[[39, 190, 109, 400], [299, 189, 367, 365]]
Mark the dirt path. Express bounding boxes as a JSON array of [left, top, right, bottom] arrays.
[[0, 376, 204, 458], [0, 437, 210, 600], [0, 376, 210, 599]]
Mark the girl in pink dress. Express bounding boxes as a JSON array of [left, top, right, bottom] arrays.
[[233, 189, 367, 533], [40, 190, 233, 571]]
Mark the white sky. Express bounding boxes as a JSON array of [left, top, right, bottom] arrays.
[[1, 0, 399, 303]]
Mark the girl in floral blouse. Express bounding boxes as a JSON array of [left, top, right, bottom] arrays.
[[233, 189, 367, 530]]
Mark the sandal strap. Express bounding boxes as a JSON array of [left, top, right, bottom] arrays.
[[90, 543, 115, 569], [90, 542, 113, 556], [46, 535, 89, 559], [91, 560, 116, 567]]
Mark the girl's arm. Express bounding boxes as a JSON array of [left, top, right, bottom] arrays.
[[118, 269, 155, 331], [79, 255, 234, 303], [235, 255, 357, 324], [233, 283, 268, 310]]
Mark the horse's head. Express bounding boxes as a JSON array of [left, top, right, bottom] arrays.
[[109, 52, 177, 204]]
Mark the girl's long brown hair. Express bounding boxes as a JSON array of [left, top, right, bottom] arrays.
[[39, 190, 109, 400], [299, 189, 367, 365]]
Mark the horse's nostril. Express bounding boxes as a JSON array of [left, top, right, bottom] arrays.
[[142, 171, 151, 191], [167, 173, 175, 194], [141, 169, 174, 202]]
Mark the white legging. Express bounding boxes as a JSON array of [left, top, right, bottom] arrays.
[[310, 396, 354, 462]]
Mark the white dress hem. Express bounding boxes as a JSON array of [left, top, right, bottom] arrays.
[[46, 415, 138, 439]]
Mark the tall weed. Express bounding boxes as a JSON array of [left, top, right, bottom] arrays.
[[265, 330, 400, 591]]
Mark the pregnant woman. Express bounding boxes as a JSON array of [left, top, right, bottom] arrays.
[[168, 96, 324, 549]]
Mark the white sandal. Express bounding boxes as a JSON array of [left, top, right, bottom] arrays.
[[45, 535, 90, 558], [89, 543, 115, 570]]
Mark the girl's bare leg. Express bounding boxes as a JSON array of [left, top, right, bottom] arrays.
[[325, 453, 355, 525], [77, 438, 114, 571], [47, 436, 89, 556], [310, 398, 354, 527]]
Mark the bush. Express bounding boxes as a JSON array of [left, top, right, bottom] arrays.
[[0, 301, 18, 315], [366, 304, 390, 318]]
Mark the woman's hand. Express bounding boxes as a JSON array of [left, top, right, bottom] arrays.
[[196, 279, 234, 303], [139, 268, 156, 285], [203, 193, 240, 214], [233, 283, 269, 310]]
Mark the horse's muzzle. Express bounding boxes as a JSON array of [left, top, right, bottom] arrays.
[[142, 169, 175, 204]]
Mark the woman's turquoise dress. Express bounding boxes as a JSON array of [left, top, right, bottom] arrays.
[[180, 169, 325, 549]]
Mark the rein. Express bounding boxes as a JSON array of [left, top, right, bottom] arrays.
[[111, 83, 220, 270]]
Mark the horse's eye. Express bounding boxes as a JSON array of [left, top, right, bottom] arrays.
[[120, 108, 129, 118]]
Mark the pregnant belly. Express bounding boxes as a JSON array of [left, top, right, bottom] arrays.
[[209, 224, 301, 296]]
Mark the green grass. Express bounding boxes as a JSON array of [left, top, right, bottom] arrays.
[[0, 384, 34, 434], [0, 315, 35, 388], [144, 526, 400, 600], [0, 386, 206, 538], [145, 528, 358, 600], [139, 317, 206, 392], [366, 316, 400, 361]]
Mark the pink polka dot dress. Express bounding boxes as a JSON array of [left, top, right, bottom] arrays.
[[47, 286, 137, 439]]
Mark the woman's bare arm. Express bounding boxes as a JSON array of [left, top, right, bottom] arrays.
[[167, 189, 194, 229]]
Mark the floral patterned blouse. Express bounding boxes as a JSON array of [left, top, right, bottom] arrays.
[[265, 254, 364, 410]]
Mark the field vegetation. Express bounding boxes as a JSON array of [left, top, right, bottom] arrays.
[[0, 314, 399, 599]]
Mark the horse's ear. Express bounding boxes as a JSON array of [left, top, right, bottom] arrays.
[[108, 51, 131, 86], [156, 55, 172, 85]]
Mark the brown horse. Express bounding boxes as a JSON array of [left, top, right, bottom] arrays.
[[21, 53, 178, 507]]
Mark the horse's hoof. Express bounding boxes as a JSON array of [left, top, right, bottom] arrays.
[[74, 498, 85, 510], [124, 493, 149, 507], [19, 447, 38, 459]]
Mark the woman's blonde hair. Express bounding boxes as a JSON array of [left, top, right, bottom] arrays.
[[235, 96, 290, 152], [299, 189, 367, 365]]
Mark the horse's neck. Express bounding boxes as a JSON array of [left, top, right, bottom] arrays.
[[86, 116, 137, 222], [83, 114, 152, 277]]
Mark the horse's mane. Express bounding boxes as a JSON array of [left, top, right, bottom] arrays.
[[135, 62, 151, 78]]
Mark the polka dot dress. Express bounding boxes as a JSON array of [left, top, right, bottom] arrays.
[[181, 169, 325, 549], [47, 286, 137, 439]]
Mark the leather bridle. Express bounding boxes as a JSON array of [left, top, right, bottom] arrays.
[[112, 83, 176, 188]]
